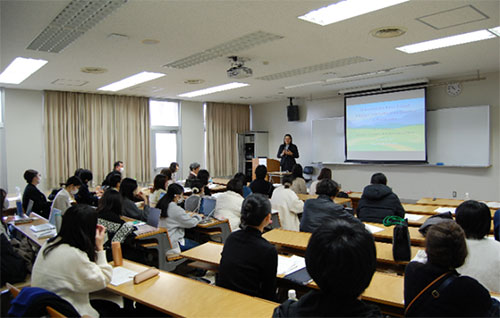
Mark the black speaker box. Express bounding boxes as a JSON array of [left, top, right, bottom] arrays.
[[287, 105, 299, 121]]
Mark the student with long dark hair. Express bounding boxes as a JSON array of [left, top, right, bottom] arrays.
[[119, 178, 150, 221], [290, 164, 307, 194], [277, 134, 299, 172], [234, 172, 252, 198], [169, 162, 179, 182], [249, 165, 274, 197], [309, 167, 332, 195], [22, 169, 51, 218], [217, 194, 278, 301], [149, 174, 167, 208], [50, 176, 82, 216], [197, 169, 211, 196], [31, 205, 113, 317], [74, 169, 99, 207], [160, 167, 173, 185], [157, 183, 202, 255]]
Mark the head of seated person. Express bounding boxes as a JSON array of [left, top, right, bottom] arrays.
[[455, 200, 491, 240], [197, 169, 210, 186], [316, 179, 339, 199], [255, 165, 267, 180], [233, 172, 247, 185], [63, 176, 82, 195], [160, 168, 172, 181], [370, 172, 387, 185], [306, 216, 376, 299], [317, 168, 332, 181], [189, 162, 201, 175], [426, 222, 467, 269], [113, 161, 124, 173], [282, 175, 293, 189], [108, 174, 121, 191], [24, 169, 41, 186], [291, 164, 304, 180], [152, 174, 167, 193], [119, 178, 139, 202], [169, 162, 179, 174], [157, 183, 184, 217], [226, 178, 244, 197], [97, 189, 123, 217], [240, 194, 272, 231], [77, 169, 93, 185], [189, 179, 205, 196]]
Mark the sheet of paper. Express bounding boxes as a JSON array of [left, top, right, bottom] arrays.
[[486, 201, 500, 209], [258, 158, 267, 166], [365, 223, 384, 234], [277, 255, 306, 276], [405, 213, 423, 221], [33, 229, 57, 239], [434, 207, 456, 214], [110, 266, 138, 286], [271, 209, 279, 214], [208, 184, 218, 189]]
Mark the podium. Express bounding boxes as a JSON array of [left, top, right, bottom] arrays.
[[251, 158, 280, 181]]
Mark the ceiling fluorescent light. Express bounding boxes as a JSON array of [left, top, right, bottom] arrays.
[[98, 71, 165, 92], [488, 26, 500, 37], [0, 57, 48, 84], [396, 29, 496, 54], [299, 0, 409, 26], [178, 82, 249, 98]]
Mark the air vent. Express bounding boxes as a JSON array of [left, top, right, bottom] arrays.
[[51, 79, 88, 86], [81, 67, 107, 74], [256, 56, 371, 81], [184, 79, 205, 84], [371, 27, 406, 38]]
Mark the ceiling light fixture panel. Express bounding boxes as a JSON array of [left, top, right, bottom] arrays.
[[0, 57, 48, 84], [27, 0, 127, 53], [98, 71, 165, 92], [299, 0, 410, 26], [178, 82, 249, 98], [164, 31, 283, 69]]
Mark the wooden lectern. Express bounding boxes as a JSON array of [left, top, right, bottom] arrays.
[[251, 158, 280, 181]]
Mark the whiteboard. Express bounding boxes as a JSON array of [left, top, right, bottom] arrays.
[[311, 105, 490, 166]]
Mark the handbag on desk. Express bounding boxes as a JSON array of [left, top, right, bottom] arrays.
[[383, 215, 411, 261]]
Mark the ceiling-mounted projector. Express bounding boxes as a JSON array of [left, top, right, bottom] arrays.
[[227, 56, 252, 79]]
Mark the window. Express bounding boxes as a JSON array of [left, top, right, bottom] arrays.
[[150, 100, 181, 176]]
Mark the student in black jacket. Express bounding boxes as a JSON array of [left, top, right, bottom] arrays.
[[216, 194, 278, 301], [102, 161, 123, 187], [300, 179, 352, 233], [277, 134, 299, 172], [22, 169, 51, 218], [404, 222, 492, 317], [356, 172, 405, 223], [274, 216, 382, 317], [249, 165, 274, 197], [74, 169, 99, 207]]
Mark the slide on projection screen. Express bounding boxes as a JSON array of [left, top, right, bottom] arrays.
[[345, 88, 426, 162]]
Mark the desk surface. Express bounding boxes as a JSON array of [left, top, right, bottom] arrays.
[[296, 193, 352, 206], [8, 213, 52, 247], [366, 222, 425, 246], [107, 259, 278, 317]]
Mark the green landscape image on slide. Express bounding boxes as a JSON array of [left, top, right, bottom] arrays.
[[347, 125, 425, 151]]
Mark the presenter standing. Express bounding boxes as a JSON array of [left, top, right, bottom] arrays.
[[277, 134, 299, 172]]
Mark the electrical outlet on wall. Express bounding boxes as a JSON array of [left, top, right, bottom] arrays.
[[452, 191, 457, 198]]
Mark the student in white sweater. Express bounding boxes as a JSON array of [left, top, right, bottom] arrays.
[[50, 176, 82, 217], [31, 205, 113, 317], [149, 174, 168, 208], [214, 178, 244, 231], [271, 175, 304, 231], [157, 183, 202, 255], [455, 200, 500, 293]]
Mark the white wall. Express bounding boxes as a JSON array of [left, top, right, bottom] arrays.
[[180, 101, 205, 179], [4, 88, 45, 194], [252, 72, 500, 201]]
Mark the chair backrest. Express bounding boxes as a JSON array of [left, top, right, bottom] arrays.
[[6, 283, 20, 298], [46, 305, 66, 318]]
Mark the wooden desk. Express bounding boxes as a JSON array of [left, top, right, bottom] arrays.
[[211, 178, 230, 186], [268, 171, 291, 183], [194, 218, 231, 243], [261, 229, 423, 264], [348, 191, 362, 210], [366, 223, 426, 247], [417, 197, 464, 207], [296, 194, 352, 207], [107, 259, 278, 317], [8, 213, 54, 247]]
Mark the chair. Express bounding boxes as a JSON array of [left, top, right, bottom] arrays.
[[7, 286, 79, 317], [46, 306, 66, 318], [303, 166, 314, 183]]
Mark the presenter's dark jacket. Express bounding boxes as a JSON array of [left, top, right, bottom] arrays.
[[356, 184, 405, 223], [22, 184, 50, 218], [102, 170, 121, 187], [273, 290, 382, 317], [216, 226, 278, 301], [277, 144, 299, 172], [300, 195, 353, 233], [74, 183, 99, 207], [249, 179, 274, 198], [404, 261, 491, 317]]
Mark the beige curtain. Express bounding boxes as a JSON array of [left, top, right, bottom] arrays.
[[206, 102, 250, 177], [44, 91, 150, 188]]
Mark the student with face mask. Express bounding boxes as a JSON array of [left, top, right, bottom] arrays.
[[102, 161, 124, 187], [157, 183, 202, 255], [22, 169, 51, 218], [119, 178, 150, 221], [50, 176, 82, 216]]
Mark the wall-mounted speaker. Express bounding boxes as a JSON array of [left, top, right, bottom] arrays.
[[287, 105, 299, 121]]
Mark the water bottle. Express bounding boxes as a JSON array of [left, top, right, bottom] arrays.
[[15, 186, 23, 217], [288, 289, 298, 301]]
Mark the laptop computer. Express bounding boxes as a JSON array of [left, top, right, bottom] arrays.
[[146, 207, 161, 228]]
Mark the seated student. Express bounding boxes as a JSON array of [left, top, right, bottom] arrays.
[[404, 222, 492, 317], [309, 167, 332, 195], [160, 167, 174, 185], [214, 179, 244, 231], [274, 216, 381, 317], [96, 190, 139, 261], [74, 169, 99, 207], [149, 174, 167, 208], [184, 162, 200, 188], [157, 184, 202, 255], [234, 172, 252, 198], [169, 162, 179, 182], [102, 160, 123, 187], [184, 179, 206, 212], [455, 200, 500, 293], [108, 174, 121, 192], [31, 205, 113, 317], [50, 176, 82, 216], [300, 179, 352, 233], [119, 178, 150, 221], [356, 172, 405, 223], [217, 194, 277, 301], [197, 169, 211, 196], [289, 164, 308, 194], [271, 175, 304, 231], [249, 165, 274, 198], [22, 169, 51, 218]]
